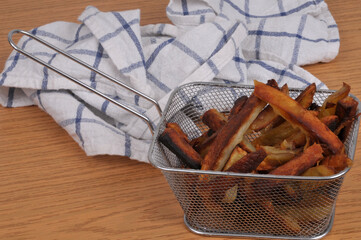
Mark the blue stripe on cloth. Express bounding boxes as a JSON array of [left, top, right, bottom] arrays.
[[134, 95, 140, 106], [233, 57, 310, 85], [41, 53, 57, 89], [101, 96, 120, 113], [99, 18, 139, 43], [224, 0, 323, 18], [75, 104, 86, 147], [181, 0, 189, 15], [8, 49, 110, 60], [60, 117, 126, 136], [89, 44, 104, 88], [207, 60, 219, 75], [81, 7, 101, 22], [120, 61, 144, 73], [145, 38, 174, 69], [328, 24, 337, 28], [36, 90, 46, 110], [157, 24, 166, 34], [244, 0, 251, 23], [234, 50, 246, 83], [219, 0, 224, 12], [248, 30, 339, 43], [66, 24, 85, 49], [124, 133, 132, 157], [112, 12, 146, 67], [255, 18, 267, 59], [166, 6, 213, 16], [200, 15, 205, 24], [290, 15, 308, 67], [172, 40, 203, 64], [6, 88, 15, 107], [277, 0, 286, 15], [0, 28, 38, 86], [209, 22, 240, 58], [35, 30, 74, 45], [146, 72, 171, 93]]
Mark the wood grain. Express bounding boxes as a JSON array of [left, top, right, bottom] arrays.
[[0, 0, 360, 239]]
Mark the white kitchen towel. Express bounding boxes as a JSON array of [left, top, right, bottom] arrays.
[[0, 0, 339, 163]]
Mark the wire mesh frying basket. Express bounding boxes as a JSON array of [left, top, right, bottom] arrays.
[[148, 82, 360, 239], [9, 30, 360, 240]]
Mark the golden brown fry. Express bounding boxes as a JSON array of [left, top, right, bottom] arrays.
[[166, 122, 189, 142], [239, 137, 256, 152], [270, 143, 324, 176], [320, 115, 339, 132], [253, 121, 297, 147], [280, 129, 306, 150], [159, 128, 202, 169], [250, 84, 289, 131], [225, 149, 267, 173], [256, 146, 300, 172], [302, 165, 335, 177], [223, 146, 248, 171], [229, 95, 248, 118], [295, 83, 316, 109], [190, 129, 213, 148], [319, 82, 351, 118], [254, 80, 344, 154], [335, 96, 359, 142], [201, 93, 267, 171], [201, 109, 227, 132], [321, 153, 352, 173]]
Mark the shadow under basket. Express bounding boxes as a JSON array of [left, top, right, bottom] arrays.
[[148, 82, 360, 240]]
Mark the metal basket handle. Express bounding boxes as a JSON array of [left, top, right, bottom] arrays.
[[8, 29, 162, 135]]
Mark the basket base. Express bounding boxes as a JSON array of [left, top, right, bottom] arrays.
[[183, 210, 335, 239]]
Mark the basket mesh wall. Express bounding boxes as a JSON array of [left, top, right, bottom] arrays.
[[148, 83, 359, 239]]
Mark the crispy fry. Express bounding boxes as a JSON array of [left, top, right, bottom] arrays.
[[229, 95, 248, 118], [321, 153, 352, 173], [335, 96, 359, 142], [201, 93, 267, 171], [202, 109, 227, 132], [320, 115, 339, 132], [225, 149, 267, 173], [223, 146, 248, 171], [159, 128, 202, 169], [253, 121, 297, 147], [256, 146, 300, 172], [254, 80, 344, 154], [319, 82, 351, 118], [302, 165, 335, 177], [250, 84, 289, 131], [239, 137, 256, 152], [166, 122, 189, 142], [280, 129, 306, 150], [270, 143, 324, 176], [190, 129, 214, 148]]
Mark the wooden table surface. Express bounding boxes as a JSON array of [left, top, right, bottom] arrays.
[[0, 0, 360, 239]]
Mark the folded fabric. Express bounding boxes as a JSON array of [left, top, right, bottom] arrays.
[[0, 0, 339, 163]]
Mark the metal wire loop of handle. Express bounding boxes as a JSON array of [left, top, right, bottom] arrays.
[[8, 29, 163, 135]]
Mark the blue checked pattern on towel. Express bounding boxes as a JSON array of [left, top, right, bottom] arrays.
[[0, 0, 339, 163]]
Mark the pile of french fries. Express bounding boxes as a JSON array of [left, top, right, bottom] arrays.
[[159, 80, 359, 233], [160, 80, 358, 177]]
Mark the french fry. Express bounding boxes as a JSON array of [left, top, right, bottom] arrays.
[[319, 82, 351, 118], [280, 129, 306, 150], [320, 115, 339, 132], [225, 149, 267, 173], [159, 128, 202, 169], [166, 122, 189, 142], [335, 96, 359, 142], [253, 80, 344, 154], [270, 143, 324, 176], [302, 165, 335, 177], [253, 121, 297, 147], [256, 146, 300, 172], [321, 153, 352, 173], [202, 108, 227, 132], [201, 93, 267, 171], [250, 84, 289, 131], [223, 146, 248, 171], [229, 95, 248, 119]]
